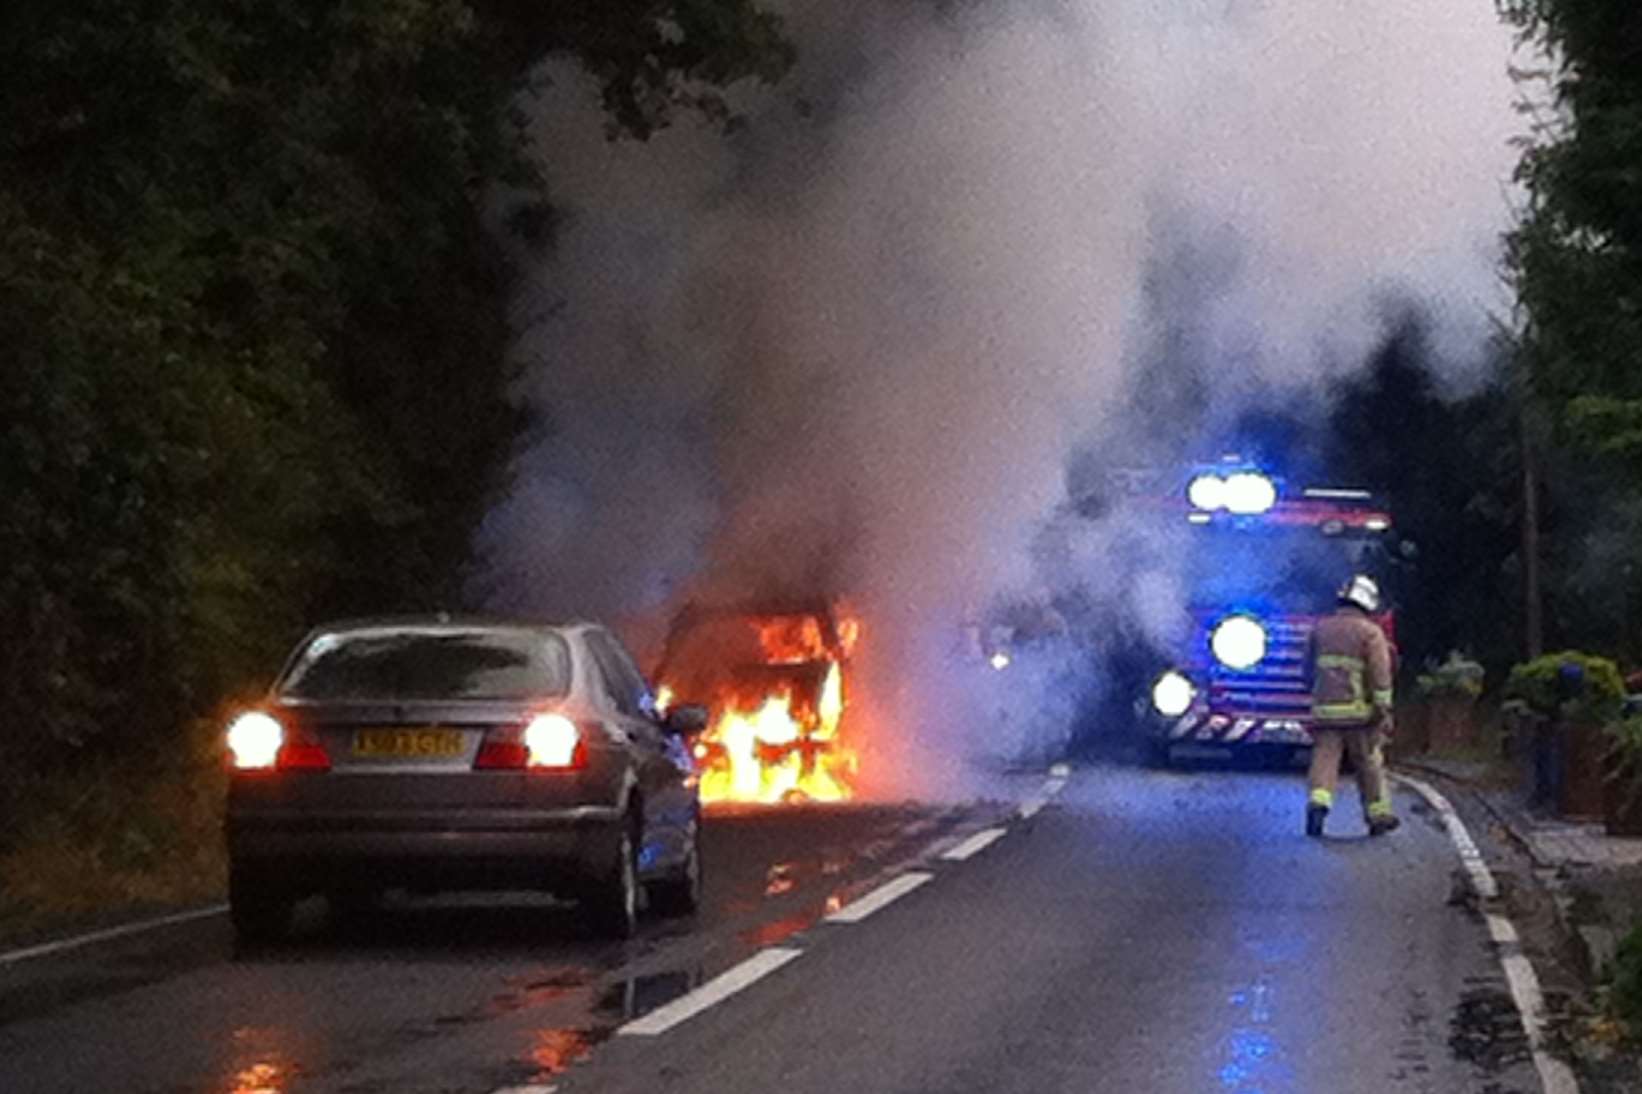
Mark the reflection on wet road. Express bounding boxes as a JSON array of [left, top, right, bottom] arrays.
[[558, 766, 1545, 1094], [0, 802, 983, 1093], [0, 768, 1548, 1094]]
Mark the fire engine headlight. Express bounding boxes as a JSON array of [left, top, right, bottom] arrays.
[[1211, 615, 1267, 670], [1187, 474, 1226, 511], [1151, 671, 1195, 717], [1223, 472, 1277, 514]]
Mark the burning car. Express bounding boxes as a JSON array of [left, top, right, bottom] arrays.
[[653, 601, 859, 805]]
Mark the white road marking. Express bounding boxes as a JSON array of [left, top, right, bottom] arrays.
[[489, 1085, 557, 1094], [1019, 769, 1069, 819], [1395, 773, 1581, 1094], [941, 827, 1008, 861], [0, 903, 228, 967], [619, 947, 802, 1036], [824, 871, 933, 924]]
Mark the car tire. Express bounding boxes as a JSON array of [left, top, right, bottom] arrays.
[[647, 820, 702, 917], [1146, 738, 1174, 769], [583, 827, 639, 940], [326, 886, 379, 932], [229, 865, 294, 946]]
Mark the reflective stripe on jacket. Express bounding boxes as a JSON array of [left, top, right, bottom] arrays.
[[1305, 607, 1393, 728]]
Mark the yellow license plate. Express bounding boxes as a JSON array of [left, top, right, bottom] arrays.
[[353, 728, 465, 759]]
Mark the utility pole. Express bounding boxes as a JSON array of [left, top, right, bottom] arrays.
[[1522, 409, 1544, 659]]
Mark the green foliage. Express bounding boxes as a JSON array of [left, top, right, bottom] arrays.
[[1321, 314, 1524, 674], [1504, 650, 1626, 725], [1607, 714, 1642, 765], [0, 0, 793, 825], [476, 0, 795, 139], [1611, 919, 1642, 1031], [1417, 651, 1486, 700], [1496, 1, 1642, 666]]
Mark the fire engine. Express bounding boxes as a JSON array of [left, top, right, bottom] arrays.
[[1129, 460, 1404, 765]]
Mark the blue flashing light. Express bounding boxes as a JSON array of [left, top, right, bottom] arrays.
[[1187, 470, 1278, 515]]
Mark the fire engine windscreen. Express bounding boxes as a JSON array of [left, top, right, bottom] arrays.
[[1186, 525, 1391, 613]]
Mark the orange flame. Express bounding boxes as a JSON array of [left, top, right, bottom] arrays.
[[694, 661, 856, 805]]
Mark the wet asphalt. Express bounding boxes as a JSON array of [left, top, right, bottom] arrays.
[[0, 764, 1544, 1094]]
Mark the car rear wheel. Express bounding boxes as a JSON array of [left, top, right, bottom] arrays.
[[229, 865, 294, 945], [647, 821, 702, 917], [582, 828, 639, 940], [326, 886, 379, 931]]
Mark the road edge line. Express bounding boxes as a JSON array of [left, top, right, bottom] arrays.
[[1394, 772, 1581, 1094], [0, 903, 229, 968], [618, 947, 803, 1036]]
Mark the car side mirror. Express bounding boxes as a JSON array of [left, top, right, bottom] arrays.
[[663, 704, 710, 736]]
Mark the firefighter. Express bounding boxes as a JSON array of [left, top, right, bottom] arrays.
[[1304, 574, 1400, 838]]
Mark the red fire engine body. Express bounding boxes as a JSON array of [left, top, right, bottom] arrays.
[[1140, 467, 1399, 762]]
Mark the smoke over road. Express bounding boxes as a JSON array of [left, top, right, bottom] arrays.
[[476, 1, 1521, 796]]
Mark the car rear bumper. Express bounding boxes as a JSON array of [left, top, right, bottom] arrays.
[[227, 805, 624, 892]]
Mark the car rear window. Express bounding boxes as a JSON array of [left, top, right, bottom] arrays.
[[279, 629, 571, 701]]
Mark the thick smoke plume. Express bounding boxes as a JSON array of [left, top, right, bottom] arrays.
[[476, 1, 1521, 797]]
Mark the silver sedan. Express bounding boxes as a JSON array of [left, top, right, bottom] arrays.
[[224, 616, 705, 942]]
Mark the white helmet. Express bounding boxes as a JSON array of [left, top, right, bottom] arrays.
[[1338, 574, 1382, 613]]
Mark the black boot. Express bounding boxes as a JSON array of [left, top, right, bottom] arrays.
[[1367, 814, 1401, 837], [1305, 804, 1328, 838]]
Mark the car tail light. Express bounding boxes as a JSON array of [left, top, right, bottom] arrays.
[[277, 726, 331, 772], [475, 714, 587, 771], [227, 712, 283, 770], [225, 712, 330, 773]]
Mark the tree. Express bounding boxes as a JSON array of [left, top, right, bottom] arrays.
[[1322, 314, 1523, 673], [1502, 0, 1642, 665], [0, 0, 791, 802], [1503, 2, 1642, 455]]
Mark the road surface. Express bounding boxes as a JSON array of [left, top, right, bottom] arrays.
[[0, 765, 1547, 1094]]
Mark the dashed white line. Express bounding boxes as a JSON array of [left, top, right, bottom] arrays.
[[941, 827, 1008, 861], [489, 1085, 557, 1094], [0, 904, 228, 967], [1019, 768, 1070, 820], [824, 871, 933, 924], [619, 947, 803, 1036], [1395, 773, 1581, 1094]]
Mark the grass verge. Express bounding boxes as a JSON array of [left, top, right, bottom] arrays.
[[0, 724, 227, 948]]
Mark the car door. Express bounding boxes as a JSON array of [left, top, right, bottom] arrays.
[[585, 630, 694, 875]]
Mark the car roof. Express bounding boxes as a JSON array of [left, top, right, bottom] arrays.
[[299, 614, 605, 641]]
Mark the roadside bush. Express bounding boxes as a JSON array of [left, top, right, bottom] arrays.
[[1504, 650, 1625, 725], [1611, 921, 1642, 1032], [0, 723, 227, 942], [1417, 650, 1486, 699]]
